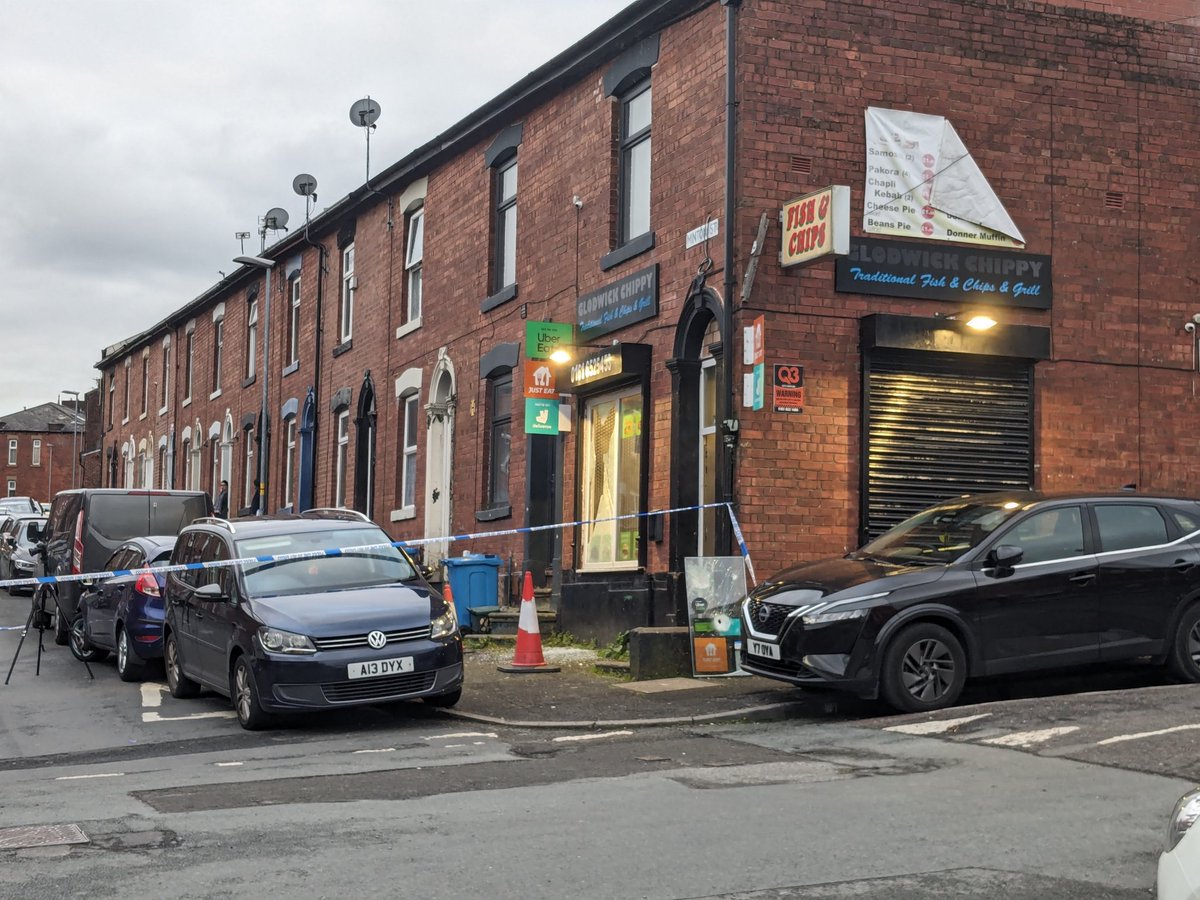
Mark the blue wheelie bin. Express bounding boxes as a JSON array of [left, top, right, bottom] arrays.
[[443, 553, 501, 630]]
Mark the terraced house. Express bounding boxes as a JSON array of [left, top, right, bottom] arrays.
[[96, 0, 1200, 639]]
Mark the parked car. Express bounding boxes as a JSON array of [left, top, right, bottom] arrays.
[[739, 491, 1200, 712], [163, 510, 464, 730], [1159, 787, 1200, 899], [4, 517, 47, 593], [0, 496, 42, 518], [31, 489, 212, 646], [71, 536, 176, 681]]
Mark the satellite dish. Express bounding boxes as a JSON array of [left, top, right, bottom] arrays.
[[292, 174, 318, 197], [263, 207, 290, 231], [349, 97, 381, 128]]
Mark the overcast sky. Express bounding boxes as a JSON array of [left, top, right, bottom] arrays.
[[0, 0, 633, 415]]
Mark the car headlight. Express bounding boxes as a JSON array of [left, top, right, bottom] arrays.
[[1167, 789, 1200, 852], [257, 626, 316, 655], [802, 608, 869, 626], [430, 602, 458, 639]]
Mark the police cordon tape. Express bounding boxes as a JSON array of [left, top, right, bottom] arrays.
[[0, 501, 757, 594]]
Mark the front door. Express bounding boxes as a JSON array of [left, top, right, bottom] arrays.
[[424, 366, 455, 573], [973, 505, 1100, 673]]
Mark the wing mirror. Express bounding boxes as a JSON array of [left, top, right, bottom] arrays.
[[195, 582, 229, 602], [986, 544, 1024, 574]]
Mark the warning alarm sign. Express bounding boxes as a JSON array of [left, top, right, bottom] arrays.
[[773, 364, 805, 413]]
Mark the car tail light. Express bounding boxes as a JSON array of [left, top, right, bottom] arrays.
[[71, 510, 84, 575], [136, 573, 161, 597]]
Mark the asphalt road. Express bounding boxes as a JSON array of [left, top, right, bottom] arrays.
[[3, 589, 1198, 899]]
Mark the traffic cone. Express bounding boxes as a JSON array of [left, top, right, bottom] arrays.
[[497, 571, 560, 674]]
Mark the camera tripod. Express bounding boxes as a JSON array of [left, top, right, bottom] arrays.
[[4, 586, 93, 685]]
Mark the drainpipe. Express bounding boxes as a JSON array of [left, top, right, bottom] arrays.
[[720, 0, 741, 553], [303, 222, 327, 504]]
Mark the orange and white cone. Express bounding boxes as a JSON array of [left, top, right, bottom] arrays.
[[497, 571, 560, 673]]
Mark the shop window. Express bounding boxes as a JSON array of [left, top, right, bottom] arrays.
[[580, 385, 643, 569]]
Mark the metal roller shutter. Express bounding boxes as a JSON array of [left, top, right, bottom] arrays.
[[863, 351, 1033, 540]]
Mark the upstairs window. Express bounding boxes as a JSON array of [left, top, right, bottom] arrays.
[[184, 328, 195, 402], [246, 298, 258, 380], [288, 275, 301, 365], [494, 159, 518, 293], [32, 439, 41, 467], [7, 439, 16, 466], [107, 374, 115, 428], [619, 80, 652, 244], [123, 359, 131, 422], [211, 317, 224, 393], [340, 244, 355, 344], [141, 354, 149, 416], [405, 208, 424, 325], [160, 339, 170, 410]]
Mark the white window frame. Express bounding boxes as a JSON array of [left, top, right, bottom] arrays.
[[123, 358, 131, 424], [283, 417, 296, 509], [6, 479, 14, 497], [141, 352, 149, 418], [340, 244, 355, 344], [494, 158, 518, 292], [405, 208, 424, 326], [246, 298, 258, 380], [698, 357, 717, 556], [400, 393, 419, 512], [619, 79, 652, 244], [108, 374, 115, 427], [211, 317, 224, 397], [159, 336, 171, 414], [335, 410, 350, 507], [183, 327, 195, 404], [7, 439, 16, 466], [244, 429, 255, 509], [288, 276, 301, 365], [31, 439, 41, 467]]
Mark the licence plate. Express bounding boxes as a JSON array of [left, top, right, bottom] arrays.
[[347, 656, 414, 680], [746, 639, 780, 661]]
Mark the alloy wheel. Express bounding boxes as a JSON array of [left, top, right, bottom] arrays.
[[235, 664, 253, 723], [900, 638, 955, 702], [166, 639, 179, 690], [117, 629, 128, 672], [1189, 619, 1200, 666]]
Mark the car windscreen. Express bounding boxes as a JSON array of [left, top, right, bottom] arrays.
[[84, 494, 208, 568], [236, 527, 418, 598], [0, 498, 36, 515], [853, 499, 1025, 565]]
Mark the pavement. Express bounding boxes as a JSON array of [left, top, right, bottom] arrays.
[[447, 641, 813, 728]]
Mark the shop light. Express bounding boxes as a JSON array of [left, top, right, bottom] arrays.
[[965, 315, 997, 331]]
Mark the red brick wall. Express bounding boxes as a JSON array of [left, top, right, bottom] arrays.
[[2, 431, 78, 505]]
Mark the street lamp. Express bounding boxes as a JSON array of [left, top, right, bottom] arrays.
[[60, 390, 80, 489], [234, 254, 276, 514]]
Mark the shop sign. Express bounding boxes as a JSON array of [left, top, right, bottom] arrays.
[[835, 237, 1052, 309], [569, 349, 623, 389], [576, 264, 657, 340], [524, 398, 558, 435], [523, 360, 556, 399], [525, 321, 573, 360], [773, 364, 805, 413], [780, 185, 850, 268]]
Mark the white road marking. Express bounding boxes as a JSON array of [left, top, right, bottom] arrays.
[[141, 710, 237, 723], [981, 726, 1080, 748], [140, 683, 165, 708], [1096, 723, 1200, 746], [55, 773, 124, 781], [552, 730, 634, 743], [884, 714, 992, 735], [422, 731, 497, 740], [352, 748, 396, 754], [215, 762, 244, 767], [443, 744, 466, 749]]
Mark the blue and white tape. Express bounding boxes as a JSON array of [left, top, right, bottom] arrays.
[[0, 501, 757, 594]]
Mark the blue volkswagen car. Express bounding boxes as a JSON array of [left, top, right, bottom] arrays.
[[73, 536, 176, 681], [162, 510, 463, 730]]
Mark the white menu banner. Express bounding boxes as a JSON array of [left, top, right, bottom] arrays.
[[863, 107, 1024, 248]]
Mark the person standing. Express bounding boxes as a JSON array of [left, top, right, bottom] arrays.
[[216, 479, 229, 518]]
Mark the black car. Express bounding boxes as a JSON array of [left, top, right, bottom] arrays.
[[739, 492, 1200, 712], [163, 510, 463, 730], [32, 489, 211, 645], [72, 536, 176, 681]]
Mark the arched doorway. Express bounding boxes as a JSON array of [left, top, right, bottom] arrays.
[[424, 350, 456, 571], [667, 285, 727, 584], [353, 373, 377, 518], [298, 388, 316, 512]]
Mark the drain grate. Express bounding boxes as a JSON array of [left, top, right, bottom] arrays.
[[0, 823, 89, 851]]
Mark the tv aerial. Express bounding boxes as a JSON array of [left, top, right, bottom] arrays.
[[349, 96, 382, 189], [260, 207, 290, 251], [293, 173, 319, 222]]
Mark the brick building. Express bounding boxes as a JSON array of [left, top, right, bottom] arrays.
[[95, 0, 1200, 639], [0, 402, 86, 505]]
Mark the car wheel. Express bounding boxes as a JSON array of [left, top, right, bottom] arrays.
[[165, 631, 201, 699], [1168, 603, 1200, 682], [44, 588, 69, 646], [115, 624, 145, 683], [68, 615, 109, 664], [231, 656, 273, 731], [880, 622, 966, 713], [422, 688, 462, 709]]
